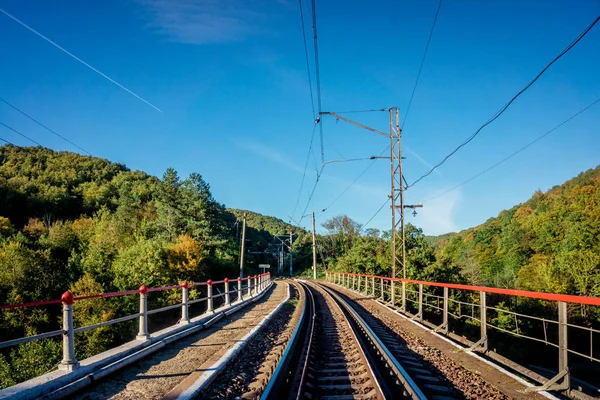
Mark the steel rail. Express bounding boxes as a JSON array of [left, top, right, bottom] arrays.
[[317, 282, 427, 400], [261, 281, 311, 399]]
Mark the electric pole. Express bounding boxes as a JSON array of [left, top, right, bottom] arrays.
[[239, 212, 247, 278], [289, 231, 293, 276], [319, 108, 423, 302], [312, 212, 317, 280]]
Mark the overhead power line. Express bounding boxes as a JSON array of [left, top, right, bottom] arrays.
[[424, 96, 600, 203], [0, 8, 162, 113], [332, 108, 388, 114], [298, 0, 316, 120], [361, 198, 390, 232], [403, 0, 443, 130], [320, 145, 389, 214], [0, 97, 91, 155], [299, 165, 324, 224], [292, 124, 319, 219], [310, 0, 325, 164], [410, 15, 600, 188], [0, 121, 42, 146], [0, 136, 15, 145]]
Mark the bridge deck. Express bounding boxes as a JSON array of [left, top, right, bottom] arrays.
[[70, 282, 288, 400]]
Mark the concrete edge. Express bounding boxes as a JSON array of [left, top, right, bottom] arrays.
[[173, 282, 291, 400], [0, 283, 274, 400]]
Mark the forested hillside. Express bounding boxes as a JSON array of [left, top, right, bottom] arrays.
[[434, 166, 600, 297], [0, 146, 309, 388]]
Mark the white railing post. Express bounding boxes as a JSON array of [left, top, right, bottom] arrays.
[[402, 281, 407, 311], [58, 291, 79, 371], [372, 276, 375, 297], [416, 283, 423, 321], [224, 278, 230, 306], [391, 280, 396, 305], [247, 277, 252, 297], [238, 277, 243, 301], [207, 280, 214, 313], [480, 291, 488, 351], [254, 275, 258, 294], [442, 287, 448, 333], [136, 285, 150, 340], [181, 282, 189, 324], [380, 278, 384, 300]]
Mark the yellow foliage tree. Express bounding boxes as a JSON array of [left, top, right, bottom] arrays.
[[168, 234, 204, 274]]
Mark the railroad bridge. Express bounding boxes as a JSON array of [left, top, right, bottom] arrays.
[[0, 272, 598, 400]]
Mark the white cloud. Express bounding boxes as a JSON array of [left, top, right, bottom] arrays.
[[137, 0, 266, 44], [416, 189, 461, 235]]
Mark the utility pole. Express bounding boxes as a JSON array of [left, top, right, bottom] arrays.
[[239, 212, 247, 278], [312, 212, 317, 280], [319, 108, 422, 302], [289, 230, 293, 276]]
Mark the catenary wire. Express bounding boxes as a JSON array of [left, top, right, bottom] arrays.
[[320, 145, 389, 214], [423, 96, 600, 203], [298, 0, 316, 120], [292, 124, 319, 219], [403, 0, 443, 130], [0, 8, 162, 113], [410, 15, 600, 188], [0, 121, 42, 146], [332, 108, 388, 114], [299, 165, 324, 224], [361, 198, 390, 232], [0, 136, 15, 145], [0, 97, 91, 155], [310, 0, 325, 164]]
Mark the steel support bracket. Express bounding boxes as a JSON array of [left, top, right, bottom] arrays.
[[524, 368, 570, 393], [466, 336, 488, 352], [433, 322, 448, 334]]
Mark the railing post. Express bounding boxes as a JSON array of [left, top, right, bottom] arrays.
[[247, 277, 252, 297], [442, 287, 448, 333], [402, 281, 406, 312], [238, 277, 243, 301], [207, 280, 214, 313], [416, 283, 423, 321], [137, 285, 150, 340], [480, 291, 488, 352], [525, 301, 570, 393], [254, 275, 258, 294], [391, 280, 396, 305], [224, 278, 230, 306], [558, 301, 570, 386], [58, 291, 79, 371], [181, 282, 189, 324], [467, 291, 489, 352], [372, 276, 375, 297]]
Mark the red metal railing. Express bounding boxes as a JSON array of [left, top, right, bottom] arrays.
[[0, 272, 271, 374], [327, 271, 600, 394]]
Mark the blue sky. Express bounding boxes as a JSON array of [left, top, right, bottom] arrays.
[[0, 0, 598, 235]]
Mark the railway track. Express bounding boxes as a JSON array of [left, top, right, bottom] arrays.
[[265, 280, 439, 400]]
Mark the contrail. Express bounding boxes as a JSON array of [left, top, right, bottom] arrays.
[[1, 8, 163, 113]]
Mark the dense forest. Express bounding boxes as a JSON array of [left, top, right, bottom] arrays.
[[324, 166, 600, 300], [1, 145, 598, 388], [0, 145, 310, 388]]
